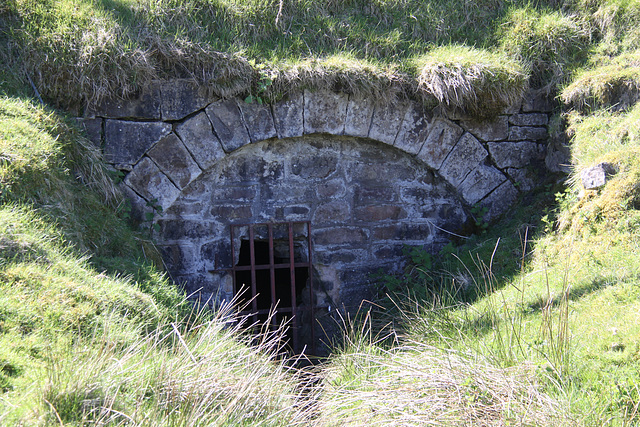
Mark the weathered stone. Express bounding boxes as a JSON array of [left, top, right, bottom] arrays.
[[206, 100, 251, 152], [372, 223, 432, 241], [508, 126, 548, 141], [546, 138, 572, 173], [175, 112, 225, 170], [439, 132, 488, 187], [104, 120, 171, 170], [209, 205, 253, 220], [165, 200, 204, 217], [505, 168, 537, 192], [158, 219, 218, 241], [160, 79, 216, 121], [400, 187, 439, 205], [238, 101, 277, 142], [314, 201, 351, 223], [147, 133, 202, 189], [291, 153, 338, 179], [354, 184, 396, 205], [76, 118, 102, 147], [201, 240, 232, 270], [368, 102, 409, 145], [416, 118, 464, 170], [273, 93, 304, 138], [394, 102, 433, 154], [210, 185, 257, 202], [316, 179, 346, 199], [581, 162, 617, 190], [522, 89, 554, 113], [460, 116, 508, 141], [488, 141, 545, 169], [123, 157, 180, 211], [509, 113, 549, 127], [344, 96, 374, 137], [458, 165, 507, 205], [281, 205, 311, 219], [354, 205, 407, 221], [159, 243, 200, 273], [478, 180, 519, 221], [314, 249, 366, 265], [313, 227, 369, 245], [87, 86, 161, 119], [373, 244, 406, 260], [304, 90, 348, 135]]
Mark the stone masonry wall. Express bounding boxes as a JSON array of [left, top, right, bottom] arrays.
[[77, 80, 554, 311]]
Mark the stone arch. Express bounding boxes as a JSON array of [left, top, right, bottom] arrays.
[[108, 88, 546, 222]]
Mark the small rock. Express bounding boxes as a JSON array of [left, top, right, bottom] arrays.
[[581, 163, 617, 190]]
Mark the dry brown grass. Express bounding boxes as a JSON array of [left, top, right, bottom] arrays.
[[317, 342, 572, 426]]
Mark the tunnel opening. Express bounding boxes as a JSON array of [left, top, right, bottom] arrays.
[[231, 222, 315, 353]]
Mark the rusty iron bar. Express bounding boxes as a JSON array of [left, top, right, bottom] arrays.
[[249, 225, 257, 323], [306, 221, 316, 355], [288, 222, 299, 351], [268, 223, 277, 329]]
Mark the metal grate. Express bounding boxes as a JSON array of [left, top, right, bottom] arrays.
[[230, 221, 315, 354]]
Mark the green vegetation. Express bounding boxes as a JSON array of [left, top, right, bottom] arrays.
[[2, 0, 640, 425]]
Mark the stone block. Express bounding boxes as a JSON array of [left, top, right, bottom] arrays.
[[210, 185, 257, 202], [304, 90, 348, 135], [104, 120, 171, 170], [354, 205, 407, 222], [506, 168, 537, 192], [238, 101, 277, 142], [478, 180, 519, 221], [201, 240, 232, 270], [120, 182, 152, 224], [509, 113, 549, 127], [508, 126, 548, 141], [488, 141, 545, 169], [394, 102, 433, 154], [372, 223, 432, 241], [439, 132, 488, 188], [123, 157, 181, 211], [147, 133, 202, 189], [159, 79, 216, 121], [314, 249, 366, 265], [87, 85, 161, 119], [373, 244, 406, 260], [313, 227, 369, 245], [159, 243, 199, 273], [175, 111, 226, 170], [354, 184, 396, 205], [316, 179, 346, 199], [416, 118, 464, 170], [291, 153, 338, 179], [345, 96, 374, 137], [273, 93, 304, 138], [281, 205, 311, 220], [581, 162, 617, 190], [368, 102, 408, 145], [460, 116, 508, 141], [313, 201, 350, 223], [75, 118, 102, 147], [458, 165, 507, 205], [209, 205, 253, 220], [158, 219, 218, 241], [206, 100, 251, 152]]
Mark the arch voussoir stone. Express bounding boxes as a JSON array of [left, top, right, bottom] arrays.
[[304, 90, 349, 135], [205, 99, 251, 152]]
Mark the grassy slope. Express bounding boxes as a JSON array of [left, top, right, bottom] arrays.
[[2, 0, 640, 425]]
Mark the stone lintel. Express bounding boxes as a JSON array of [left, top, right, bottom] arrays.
[[416, 118, 464, 170], [238, 100, 277, 142], [104, 120, 171, 170], [368, 101, 409, 146], [273, 93, 304, 138], [304, 90, 349, 135], [206, 99, 251, 152], [147, 133, 202, 189], [124, 157, 181, 211], [175, 111, 226, 170], [439, 132, 487, 188], [344, 95, 375, 137]]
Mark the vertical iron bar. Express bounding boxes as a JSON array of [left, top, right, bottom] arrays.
[[306, 221, 316, 355], [230, 225, 236, 297], [249, 225, 257, 323], [268, 223, 277, 329], [288, 222, 298, 352]]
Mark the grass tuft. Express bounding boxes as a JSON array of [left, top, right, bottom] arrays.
[[415, 45, 527, 117]]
